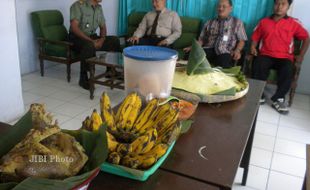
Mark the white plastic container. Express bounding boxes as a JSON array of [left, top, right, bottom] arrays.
[[123, 46, 178, 100]]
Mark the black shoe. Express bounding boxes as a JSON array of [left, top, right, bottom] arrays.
[[259, 93, 266, 105], [79, 72, 90, 90], [79, 80, 90, 90], [259, 97, 266, 105], [272, 98, 289, 114]]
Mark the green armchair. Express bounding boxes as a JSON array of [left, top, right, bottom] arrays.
[[31, 10, 79, 82], [126, 12, 201, 59]]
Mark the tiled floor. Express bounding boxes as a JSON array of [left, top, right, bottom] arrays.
[[15, 64, 310, 190]]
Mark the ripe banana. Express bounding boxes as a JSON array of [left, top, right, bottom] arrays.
[[144, 143, 168, 160], [137, 102, 171, 135], [131, 98, 158, 133], [82, 116, 92, 131], [116, 143, 133, 157], [115, 93, 142, 132], [108, 152, 121, 165], [122, 155, 140, 169], [90, 109, 103, 132], [122, 154, 156, 169], [132, 128, 157, 154], [100, 92, 116, 133], [107, 131, 119, 152]]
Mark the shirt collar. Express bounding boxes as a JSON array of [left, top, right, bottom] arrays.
[[86, 0, 99, 7], [217, 15, 232, 21], [270, 14, 289, 20], [154, 7, 166, 14]]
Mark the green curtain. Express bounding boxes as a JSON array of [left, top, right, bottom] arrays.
[[118, 0, 274, 38]]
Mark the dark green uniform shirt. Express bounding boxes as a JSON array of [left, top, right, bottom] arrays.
[[70, 0, 105, 36]]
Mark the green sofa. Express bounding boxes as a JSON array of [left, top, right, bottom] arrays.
[[127, 12, 202, 59]]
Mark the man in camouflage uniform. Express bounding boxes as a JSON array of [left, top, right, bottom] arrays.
[[69, 0, 121, 90]]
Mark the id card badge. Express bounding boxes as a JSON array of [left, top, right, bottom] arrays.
[[223, 35, 229, 42]]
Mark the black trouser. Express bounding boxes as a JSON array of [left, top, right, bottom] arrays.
[[204, 48, 233, 68], [69, 33, 121, 75], [127, 36, 172, 48], [252, 55, 293, 101]]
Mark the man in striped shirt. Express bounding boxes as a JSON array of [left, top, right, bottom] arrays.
[[250, 0, 309, 114], [184, 0, 247, 68]]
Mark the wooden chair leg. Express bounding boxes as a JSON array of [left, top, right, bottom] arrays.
[[40, 58, 44, 77], [289, 87, 296, 107], [67, 64, 71, 82]]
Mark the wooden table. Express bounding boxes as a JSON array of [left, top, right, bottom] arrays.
[[0, 79, 265, 190], [160, 79, 265, 190], [87, 52, 124, 99], [89, 169, 219, 190]]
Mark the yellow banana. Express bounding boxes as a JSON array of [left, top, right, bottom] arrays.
[[106, 132, 119, 152], [133, 128, 157, 154], [82, 116, 92, 131], [90, 109, 103, 132], [116, 143, 133, 157], [115, 93, 142, 132], [122, 155, 140, 169], [122, 154, 156, 169], [144, 143, 168, 160], [107, 152, 121, 165], [130, 135, 149, 153], [131, 98, 158, 133], [100, 92, 116, 132], [139, 155, 156, 169], [156, 107, 179, 134], [137, 103, 171, 135]]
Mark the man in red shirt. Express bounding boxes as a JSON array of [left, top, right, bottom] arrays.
[[250, 0, 309, 114]]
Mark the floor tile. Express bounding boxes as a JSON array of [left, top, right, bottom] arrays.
[[22, 81, 38, 91], [277, 127, 310, 144], [257, 105, 280, 125], [52, 103, 89, 118], [52, 113, 72, 125], [246, 165, 269, 190], [22, 92, 44, 105], [267, 171, 303, 190], [68, 94, 100, 108], [35, 97, 66, 110], [291, 97, 310, 111], [47, 90, 82, 102], [274, 138, 306, 159], [287, 107, 310, 120], [250, 148, 273, 169], [253, 133, 275, 151], [60, 118, 83, 130], [255, 121, 278, 137], [271, 153, 306, 177], [232, 184, 258, 190], [279, 115, 310, 132]]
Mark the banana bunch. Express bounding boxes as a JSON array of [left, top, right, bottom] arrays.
[[82, 92, 181, 170]]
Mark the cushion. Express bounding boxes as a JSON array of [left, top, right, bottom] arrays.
[[31, 10, 66, 39]]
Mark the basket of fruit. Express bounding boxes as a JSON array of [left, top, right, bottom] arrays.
[[81, 93, 181, 181]]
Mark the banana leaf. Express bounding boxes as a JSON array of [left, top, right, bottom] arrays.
[[0, 111, 108, 190], [187, 40, 213, 75]]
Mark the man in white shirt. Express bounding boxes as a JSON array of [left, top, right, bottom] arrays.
[[127, 0, 182, 47]]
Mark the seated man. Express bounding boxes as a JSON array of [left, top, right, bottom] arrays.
[[184, 0, 247, 68], [250, 0, 309, 114], [127, 0, 182, 47], [69, 0, 121, 90]]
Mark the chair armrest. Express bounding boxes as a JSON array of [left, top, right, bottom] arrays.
[[37, 37, 73, 47]]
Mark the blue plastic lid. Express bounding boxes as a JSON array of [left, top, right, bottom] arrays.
[[123, 46, 178, 61]]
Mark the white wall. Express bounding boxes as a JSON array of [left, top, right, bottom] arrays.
[[291, 0, 310, 94], [0, 0, 24, 122], [16, 0, 119, 75]]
